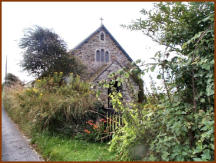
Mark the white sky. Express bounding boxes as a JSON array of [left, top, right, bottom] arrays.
[[2, 2, 164, 86]]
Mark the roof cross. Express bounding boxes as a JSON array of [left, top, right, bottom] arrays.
[[100, 17, 104, 25]]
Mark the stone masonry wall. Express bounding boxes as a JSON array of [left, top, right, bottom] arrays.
[[71, 29, 131, 79], [71, 27, 139, 106], [93, 62, 139, 107]]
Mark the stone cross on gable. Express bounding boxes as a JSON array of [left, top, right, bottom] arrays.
[[100, 17, 104, 25]]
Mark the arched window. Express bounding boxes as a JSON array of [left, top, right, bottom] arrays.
[[100, 32, 104, 41], [96, 50, 100, 62], [101, 49, 104, 62], [105, 51, 109, 62]]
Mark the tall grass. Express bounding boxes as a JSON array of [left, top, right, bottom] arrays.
[[3, 73, 98, 135], [2, 73, 118, 161], [3, 84, 33, 136]]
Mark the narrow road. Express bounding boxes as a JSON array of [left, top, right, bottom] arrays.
[[2, 106, 43, 161]]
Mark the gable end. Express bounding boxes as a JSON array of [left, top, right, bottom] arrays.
[[72, 25, 133, 62]]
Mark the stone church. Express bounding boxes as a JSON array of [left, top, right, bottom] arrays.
[[70, 24, 141, 108]]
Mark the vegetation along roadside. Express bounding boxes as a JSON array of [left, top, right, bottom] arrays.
[[3, 2, 214, 161]]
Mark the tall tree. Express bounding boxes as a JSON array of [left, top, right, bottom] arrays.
[[19, 26, 85, 77], [110, 2, 215, 161], [125, 2, 214, 108], [126, 2, 214, 51]]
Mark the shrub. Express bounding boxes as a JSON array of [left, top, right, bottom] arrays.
[[104, 67, 214, 161], [108, 89, 214, 161], [81, 119, 108, 142], [81, 113, 123, 143], [4, 73, 100, 136], [3, 73, 23, 87]]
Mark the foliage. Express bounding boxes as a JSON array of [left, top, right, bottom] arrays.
[[3, 84, 33, 136], [2, 95, 117, 161], [19, 26, 86, 77], [108, 74, 214, 161], [3, 72, 120, 143], [4, 73, 23, 87], [4, 73, 98, 136], [3, 2, 214, 161], [81, 114, 123, 142], [81, 119, 109, 142], [128, 64, 146, 103], [108, 2, 214, 161], [2, 75, 118, 161], [125, 2, 214, 51], [126, 2, 214, 109]]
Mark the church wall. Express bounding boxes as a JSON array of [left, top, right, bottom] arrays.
[[71, 29, 131, 79], [93, 62, 139, 107], [70, 26, 140, 107]]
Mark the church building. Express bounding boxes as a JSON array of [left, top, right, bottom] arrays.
[[70, 24, 141, 108]]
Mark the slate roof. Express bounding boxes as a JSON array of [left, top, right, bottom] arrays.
[[72, 24, 133, 62]]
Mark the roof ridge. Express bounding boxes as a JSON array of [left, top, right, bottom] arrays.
[[101, 25, 133, 62], [72, 25, 103, 50]]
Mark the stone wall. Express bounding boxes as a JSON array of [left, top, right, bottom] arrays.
[[93, 61, 139, 107], [71, 28, 131, 79], [70, 26, 140, 106]]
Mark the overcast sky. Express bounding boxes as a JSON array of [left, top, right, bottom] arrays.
[[2, 2, 164, 86]]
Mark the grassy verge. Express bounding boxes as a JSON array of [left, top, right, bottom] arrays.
[[5, 106, 117, 161], [31, 132, 116, 161]]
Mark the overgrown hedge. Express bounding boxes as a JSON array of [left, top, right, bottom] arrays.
[[3, 73, 100, 136]]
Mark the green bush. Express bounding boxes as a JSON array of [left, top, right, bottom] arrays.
[[4, 73, 99, 136], [80, 119, 109, 142], [111, 2, 214, 160], [103, 64, 214, 161], [107, 91, 214, 161], [108, 87, 214, 161]]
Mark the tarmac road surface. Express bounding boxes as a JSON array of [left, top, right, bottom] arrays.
[[2, 106, 43, 161]]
